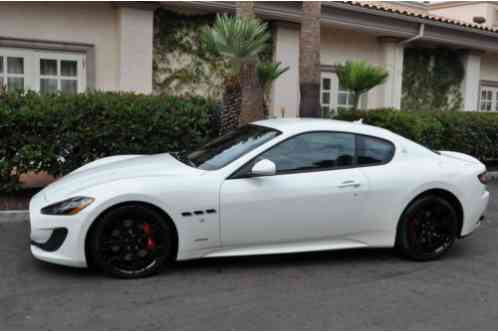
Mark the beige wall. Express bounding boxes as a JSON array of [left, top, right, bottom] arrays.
[[272, 24, 398, 117], [462, 53, 482, 111], [272, 24, 300, 118], [430, 3, 497, 27], [320, 25, 385, 109], [0, 3, 153, 93], [480, 53, 498, 82], [117, 7, 153, 94]]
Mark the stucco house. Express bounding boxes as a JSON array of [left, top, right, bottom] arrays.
[[2, 1, 498, 118]]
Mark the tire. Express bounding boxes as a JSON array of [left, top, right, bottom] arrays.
[[88, 204, 174, 278], [397, 195, 458, 261]]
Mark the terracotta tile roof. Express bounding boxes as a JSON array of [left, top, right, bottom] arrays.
[[342, 1, 498, 33]]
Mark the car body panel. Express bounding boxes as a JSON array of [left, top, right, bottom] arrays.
[[29, 118, 490, 268], [220, 167, 368, 247]]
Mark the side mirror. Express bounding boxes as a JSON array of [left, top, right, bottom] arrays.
[[251, 159, 276, 177]]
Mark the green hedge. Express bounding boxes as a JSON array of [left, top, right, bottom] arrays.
[[336, 109, 498, 163], [0, 91, 219, 191]]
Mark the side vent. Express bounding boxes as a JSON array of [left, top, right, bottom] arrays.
[[182, 209, 217, 217]]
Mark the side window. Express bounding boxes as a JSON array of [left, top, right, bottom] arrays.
[[357, 135, 394, 165], [251, 132, 355, 174]]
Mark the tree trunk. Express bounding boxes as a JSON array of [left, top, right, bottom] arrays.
[[238, 57, 265, 126], [236, 1, 265, 126], [236, 1, 255, 19], [299, 2, 321, 118], [352, 92, 360, 111], [220, 77, 242, 135]]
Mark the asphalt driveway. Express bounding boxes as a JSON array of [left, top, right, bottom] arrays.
[[0, 182, 497, 330]]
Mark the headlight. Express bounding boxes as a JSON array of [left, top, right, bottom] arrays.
[[41, 196, 95, 215]]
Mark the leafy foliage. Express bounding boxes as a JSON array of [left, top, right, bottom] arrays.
[[153, 10, 227, 99], [153, 10, 274, 101], [335, 61, 389, 110], [0, 91, 219, 191], [257, 62, 290, 91], [257, 62, 290, 117], [201, 14, 271, 79], [336, 109, 498, 164], [402, 48, 464, 112]]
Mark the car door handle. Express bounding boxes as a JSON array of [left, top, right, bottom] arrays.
[[338, 180, 361, 188]]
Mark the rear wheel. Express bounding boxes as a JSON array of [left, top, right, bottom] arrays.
[[397, 196, 458, 261], [88, 204, 174, 278]]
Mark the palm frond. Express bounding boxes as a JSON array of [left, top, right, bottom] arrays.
[[257, 62, 290, 90], [201, 14, 271, 61], [335, 61, 389, 110], [336, 61, 389, 95]]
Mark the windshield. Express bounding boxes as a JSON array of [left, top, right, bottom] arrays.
[[179, 125, 280, 170]]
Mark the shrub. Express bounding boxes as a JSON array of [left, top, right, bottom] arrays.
[[336, 109, 498, 164], [0, 91, 219, 191]]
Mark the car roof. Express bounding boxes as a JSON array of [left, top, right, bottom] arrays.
[[253, 118, 396, 139]]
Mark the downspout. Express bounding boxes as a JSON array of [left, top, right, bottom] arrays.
[[399, 23, 425, 46]]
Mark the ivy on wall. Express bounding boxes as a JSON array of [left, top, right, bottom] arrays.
[[402, 47, 464, 112], [153, 9, 273, 100]]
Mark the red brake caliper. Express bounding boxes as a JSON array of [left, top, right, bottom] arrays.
[[143, 223, 156, 251]]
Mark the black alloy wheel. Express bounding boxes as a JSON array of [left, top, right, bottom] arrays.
[[397, 195, 458, 261], [89, 204, 174, 278]]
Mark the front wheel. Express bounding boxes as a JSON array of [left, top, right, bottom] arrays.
[[88, 204, 174, 278], [397, 196, 458, 261]]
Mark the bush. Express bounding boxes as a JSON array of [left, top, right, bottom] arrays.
[[336, 109, 498, 164], [0, 91, 220, 191]]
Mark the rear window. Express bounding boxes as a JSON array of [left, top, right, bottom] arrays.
[[357, 135, 395, 165]]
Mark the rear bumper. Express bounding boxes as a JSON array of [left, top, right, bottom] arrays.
[[459, 215, 485, 239], [460, 190, 489, 237]]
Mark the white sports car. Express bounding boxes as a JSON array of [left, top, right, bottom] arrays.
[[30, 118, 490, 278]]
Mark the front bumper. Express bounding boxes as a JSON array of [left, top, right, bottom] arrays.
[[30, 228, 68, 252], [29, 192, 89, 268]]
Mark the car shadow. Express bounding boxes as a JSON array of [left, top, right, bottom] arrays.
[[32, 258, 100, 278], [31, 243, 469, 280], [165, 247, 398, 275]]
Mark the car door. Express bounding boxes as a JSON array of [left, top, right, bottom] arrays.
[[353, 134, 400, 246], [219, 131, 368, 247]]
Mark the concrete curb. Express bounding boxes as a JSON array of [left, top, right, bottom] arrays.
[[0, 210, 29, 223]]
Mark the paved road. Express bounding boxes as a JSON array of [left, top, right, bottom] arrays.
[[1, 183, 497, 330]]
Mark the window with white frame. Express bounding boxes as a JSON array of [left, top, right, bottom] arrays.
[[0, 48, 85, 94], [480, 86, 498, 112], [320, 72, 367, 118], [0, 54, 25, 91], [321, 75, 333, 117], [337, 81, 355, 109]]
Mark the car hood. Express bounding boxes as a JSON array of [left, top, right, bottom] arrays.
[[42, 153, 203, 202]]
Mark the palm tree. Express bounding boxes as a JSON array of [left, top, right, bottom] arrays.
[[299, 2, 321, 118], [336, 60, 389, 110], [257, 62, 289, 117], [201, 14, 270, 134], [235, 1, 267, 126]]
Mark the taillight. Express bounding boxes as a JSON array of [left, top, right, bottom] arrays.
[[478, 171, 489, 185]]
